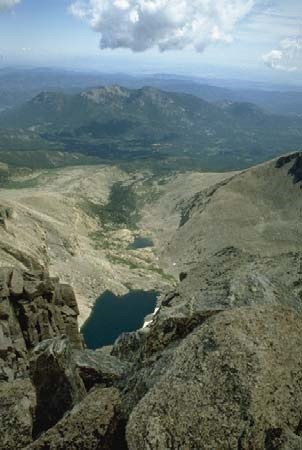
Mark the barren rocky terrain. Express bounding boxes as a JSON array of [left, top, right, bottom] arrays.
[[1, 152, 302, 450], [164, 152, 302, 274], [0, 164, 230, 325]]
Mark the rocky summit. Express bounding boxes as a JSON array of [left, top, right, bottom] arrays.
[[0, 153, 302, 449]]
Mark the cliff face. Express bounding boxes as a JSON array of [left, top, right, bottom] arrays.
[[0, 268, 85, 449], [123, 249, 302, 449], [1, 153, 302, 450], [0, 267, 82, 383], [164, 152, 302, 273], [0, 267, 128, 449]]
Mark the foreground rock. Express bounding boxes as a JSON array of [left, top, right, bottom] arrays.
[[0, 266, 130, 449], [0, 268, 85, 449], [26, 387, 127, 450], [4, 251, 302, 450], [0, 379, 36, 450], [74, 347, 130, 391], [111, 249, 302, 416], [127, 306, 302, 450], [0, 267, 83, 382], [30, 337, 86, 436]]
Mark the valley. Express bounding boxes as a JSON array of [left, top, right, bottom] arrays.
[[1, 148, 298, 328], [0, 162, 230, 325]]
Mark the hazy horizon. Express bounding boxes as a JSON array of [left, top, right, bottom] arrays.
[[1, 0, 302, 87]]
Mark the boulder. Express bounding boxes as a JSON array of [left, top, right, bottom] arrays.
[[9, 268, 24, 296], [127, 306, 302, 450], [0, 379, 36, 450], [26, 387, 127, 450], [74, 347, 130, 391], [30, 336, 86, 436]]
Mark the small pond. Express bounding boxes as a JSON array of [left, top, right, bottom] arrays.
[[81, 290, 158, 349], [128, 235, 154, 250]]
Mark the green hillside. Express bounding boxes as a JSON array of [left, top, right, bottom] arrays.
[[1, 85, 302, 171]]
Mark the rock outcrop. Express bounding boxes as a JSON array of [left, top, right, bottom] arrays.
[[0, 267, 86, 449], [127, 306, 302, 449], [0, 267, 83, 383], [30, 337, 86, 436], [74, 347, 130, 391], [110, 249, 302, 418], [0, 267, 129, 449], [26, 387, 127, 450], [0, 379, 36, 450], [276, 151, 302, 184]]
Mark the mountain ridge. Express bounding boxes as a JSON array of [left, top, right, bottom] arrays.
[[1, 85, 302, 171]]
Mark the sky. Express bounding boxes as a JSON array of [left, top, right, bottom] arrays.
[[1, 0, 302, 84]]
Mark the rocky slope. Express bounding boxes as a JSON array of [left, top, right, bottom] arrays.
[[0, 164, 228, 324], [164, 152, 302, 274], [0, 153, 302, 449], [0, 166, 165, 324]]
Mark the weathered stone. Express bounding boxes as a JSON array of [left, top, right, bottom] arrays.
[[60, 283, 79, 315], [143, 249, 302, 356], [179, 272, 187, 282], [126, 306, 302, 450], [0, 267, 83, 382], [75, 348, 130, 391], [26, 387, 127, 450], [9, 268, 24, 296], [23, 270, 53, 300], [30, 336, 86, 436], [0, 267, 12, 298], [0, 265, 85, 443], [0, 206, 13, 230], [0, 379, 36, 450], [0, 298, 28, 381], [277, 430, 302, 450]]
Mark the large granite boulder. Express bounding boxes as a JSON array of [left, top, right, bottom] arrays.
[[127, 306, 302, 450], [74, 347, 130, 391], [26, 387, 127, 450], [0, 379, 36, 450], [30, 336, 86, 436]]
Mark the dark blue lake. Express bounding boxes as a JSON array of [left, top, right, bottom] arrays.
[[81, 290, 158, 349], [128, 236, 154, 250]]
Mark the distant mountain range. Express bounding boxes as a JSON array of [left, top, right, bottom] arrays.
[[1, 84, 302, 171], [2, 67, 302, 116]]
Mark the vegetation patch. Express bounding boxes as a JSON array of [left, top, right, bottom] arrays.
[[81, 182, 141, 230], [102, 182, 140, 228]]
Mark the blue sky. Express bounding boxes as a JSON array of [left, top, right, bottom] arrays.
[[1, 0, 302, 84]]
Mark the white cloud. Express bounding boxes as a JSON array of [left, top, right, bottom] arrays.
[[21, 47, 32, 53], [263, 36, 302, 71], [70, 0, 256, 53], [0, 0, 20, 11]]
